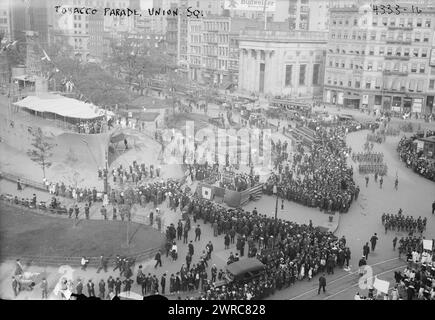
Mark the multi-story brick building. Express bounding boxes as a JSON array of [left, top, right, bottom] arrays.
[[238, 30, 327, 98], [324, 3, 435, 114], [187, 16, 267, 87]]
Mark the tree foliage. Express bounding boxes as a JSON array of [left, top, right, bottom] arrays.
[[108, 35, 175, 89], [44, 53, 130, 107], [27, 128, 55, 179]]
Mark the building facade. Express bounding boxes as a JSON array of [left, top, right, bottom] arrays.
[[324, 5, 435, 114], [0, 0, 11, 41], [187, 16, 266, 86], [238, 30, 327, 98]]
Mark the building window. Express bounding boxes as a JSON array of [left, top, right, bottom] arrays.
[[312, 64, 320, 85], [382, 17, 388, 26], [370, 31, 376, 40], [429, 79, 435, 90], [381, 32, 386, 41], [417, 18, 422, 27], [285, 65, 292, 86], [375, 79, 381, 89], [379, 47, 385, 55], [422, 49, 428, 58], [423, 33, 430, 42], [413, 48, 419, 57], [404, 48, 410, 56], [425, 19, 431, 28], [355, 81, 360, 88], [420, 64, 425, 73], [299, 64, 306, 85], [373, 17, 378, 26], [352, 32, 356, 40], [367, 62, 373, 70], [329, 59, 332, 67], [414, 33, 420, 42], [354, 19, 357, 26], [387, 47, 392, 56], [348, 80, 352, 87], [411, 63, 417, 73], [390, 18, 395, 27], [365, 80, 371, 89], [399, 18, 405, 27], [385, 62, 391, 71]]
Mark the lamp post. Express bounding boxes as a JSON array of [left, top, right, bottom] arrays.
[[273, 184, 278, 221]]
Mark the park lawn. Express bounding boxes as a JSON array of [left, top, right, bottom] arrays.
[[0, 203, 165, 258]]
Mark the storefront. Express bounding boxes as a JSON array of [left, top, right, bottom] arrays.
[[382, 96, 391, 111], [412, 98, 423, 114], [392, 96, 402, 111], [403, 97, 412, 113], [374, 95, 382, 111], [427, 96, 434, 114], [361, 94, 369, 110]]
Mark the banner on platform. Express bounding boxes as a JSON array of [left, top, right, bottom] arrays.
[[423, 239, 433, 251], [373, 278, 389, 294], [202, 186, 213, 200], [224, 0, 276, 12]]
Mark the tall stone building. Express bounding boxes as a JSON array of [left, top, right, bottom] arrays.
[[238, 30, 327, 98]]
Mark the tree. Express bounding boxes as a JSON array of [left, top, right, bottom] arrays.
[[108, 35, 175, 93], [0, 32, 26, 84], [43, 53, 130, 107], [27, 128, 55, 179]]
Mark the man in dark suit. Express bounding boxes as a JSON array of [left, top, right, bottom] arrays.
[[432, 200, 435, 215], [188, 241, 194, 256], [363, 242, 370, 260], [154, 250, 162, 268], [318, 274, 326, 294], [195, 225, 201, 241], [160, 274, 166, 295], [370, 233, 378, 251], [87, 279, 95, 297], [114, 278, 122, 296]]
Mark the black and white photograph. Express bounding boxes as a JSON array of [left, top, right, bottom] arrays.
[[0, 0, 434, 305]]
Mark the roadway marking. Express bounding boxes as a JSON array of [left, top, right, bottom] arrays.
[[322, 264, 405, 300], [288, 257, 401, 300]]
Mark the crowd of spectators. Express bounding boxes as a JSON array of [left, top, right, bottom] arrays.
[[397, 136, 435, 181], [76, 119, 106, 134], [264, 125, 358, 213], [110, 162, 161, 185]]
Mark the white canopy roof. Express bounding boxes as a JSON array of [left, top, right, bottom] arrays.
[[13, 93, 112, 120]]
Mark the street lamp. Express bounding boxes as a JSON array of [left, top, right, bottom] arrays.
[[273, 184, 278, 221]]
